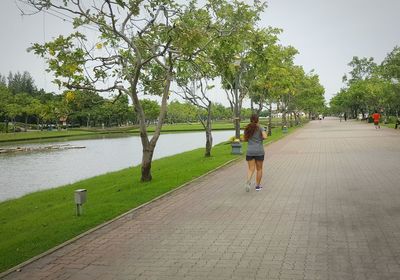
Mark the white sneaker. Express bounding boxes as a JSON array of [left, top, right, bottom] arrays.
[[245, 182, 251, 192]]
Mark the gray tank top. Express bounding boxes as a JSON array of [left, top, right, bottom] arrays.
[[246, 126, 265, 156]]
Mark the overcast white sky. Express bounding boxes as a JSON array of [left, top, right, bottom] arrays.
[[1, 0, 399, 105]]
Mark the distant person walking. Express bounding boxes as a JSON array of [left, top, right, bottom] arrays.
[[372, 111, 381, 129], [244, 114, 268, 192], [344, 112, 347, 121]]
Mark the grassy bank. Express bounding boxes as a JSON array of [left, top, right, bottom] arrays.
[[0, 123, 229, 143], [0, 125, 297, 273], [382, 123, 397, 129], [0, 119, 285, 144], [0, 130, 97, 143], [130, 120, 283, 133]]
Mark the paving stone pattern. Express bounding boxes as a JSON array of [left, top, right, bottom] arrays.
[[3, 119, 400, 280]]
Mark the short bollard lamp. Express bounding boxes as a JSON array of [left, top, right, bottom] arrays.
[[231, 139, 242, 155], [74, 189, 87, 216]]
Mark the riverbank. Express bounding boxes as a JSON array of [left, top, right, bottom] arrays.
[[0, 120, 284, 144], [0, 125, 299, 273], [0, 144, 86, 154], [0, 130, 237, 201], [0, 122, 242, 143]]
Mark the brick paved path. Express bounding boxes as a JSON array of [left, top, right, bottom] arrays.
[[3, 119, 400, 280]]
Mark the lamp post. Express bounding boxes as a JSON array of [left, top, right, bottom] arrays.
[[231, 56, 242, 154]]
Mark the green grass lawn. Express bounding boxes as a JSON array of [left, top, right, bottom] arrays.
[[0, 119, 286, 144], [132, 119, 284, 133], [0, 130, 96, 143], [0, 123, 228, 143], [382, 123, 396, 129], [0, 125, 297, 273]]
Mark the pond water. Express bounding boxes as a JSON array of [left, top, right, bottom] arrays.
[[0, 131, 235, 202]]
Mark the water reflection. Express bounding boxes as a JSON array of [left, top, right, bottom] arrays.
[[0, 131, 235, 201]]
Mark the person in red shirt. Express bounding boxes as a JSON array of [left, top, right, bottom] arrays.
[[372, 111, 381, 129]]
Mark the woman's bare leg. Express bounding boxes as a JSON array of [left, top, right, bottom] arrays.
[[247, 159, 256, 183], [255, 160, 264, 186]]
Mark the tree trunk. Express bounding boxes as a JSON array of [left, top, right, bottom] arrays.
[[205, 129, 212, 157], [141, 147, 154, 182], [282, 109, 287, 128], [204, 105, 213, 157], [24, 114, 28, 132], [5, 117, 9, 133], [294, 112, 299, 126], [256, 102, 263, 115], [233, 88, 240, 140], [131, 58, 172, 182], [268, 102, 272, 136]]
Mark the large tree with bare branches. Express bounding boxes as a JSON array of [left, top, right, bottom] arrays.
[[23, 0, 225, 181], [175, 59, 217, 157]]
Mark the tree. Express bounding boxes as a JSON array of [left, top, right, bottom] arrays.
[[166, 101, 197, 123], [293, 71, 325, 122], [381, 46, 400, 116], [25, 0, 224, 181], [264, 45, 299, 127], [337, 56, 384, 118], [14, 93, 34, 131], [40, 100, 59, 127], [343, 56, 377, 85], [29, 98, 45, 128], [210, 0, 265, 140], [5, 102, 21, 132], [112, 95, 130, 126], [7, 71, 37, 95], [245, 28, 280, 111], [0, 74, 6, 87], [211, 103, 230, 120], [175, 48, 218, 156], [0, 85, 12, 132], [141, 99, 160, 124], [175, 77, 215, 156], [63, 90, 104, 127], [245, 27, 281, 134]]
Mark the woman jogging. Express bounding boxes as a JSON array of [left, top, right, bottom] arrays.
[[244, 114, 268, 192]]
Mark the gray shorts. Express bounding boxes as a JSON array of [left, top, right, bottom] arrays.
[[246, 155, 264, 161]]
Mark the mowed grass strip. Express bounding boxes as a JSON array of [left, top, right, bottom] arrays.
[[0, 119, 285, 143], [0, 126, 294, 272], [0, 130, 96, 143], [132, 121, 251, 132], [130, 119, 284, 133]]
